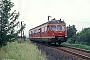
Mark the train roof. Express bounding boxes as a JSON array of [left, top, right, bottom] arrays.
[[48, 18, 65, 24], [29, 19, 66, 30]]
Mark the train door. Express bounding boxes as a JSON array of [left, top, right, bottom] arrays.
[[39, 28, 42, 42], [47, 25, 50, 35], [47, 25, 53, 36], [31, 31, 33, 38], [39, 28, 41, 37]]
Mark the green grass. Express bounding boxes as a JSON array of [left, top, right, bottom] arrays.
[[0, 39, 46, 60], [61, 42, 90, 50]]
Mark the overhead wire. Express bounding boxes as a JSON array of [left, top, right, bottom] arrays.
[[65, 20, 90, 24]]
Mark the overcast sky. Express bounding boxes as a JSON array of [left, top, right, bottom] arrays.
[[12, 0, 90, 37]]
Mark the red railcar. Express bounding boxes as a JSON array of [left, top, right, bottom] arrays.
[[29, 18, 67, 45]]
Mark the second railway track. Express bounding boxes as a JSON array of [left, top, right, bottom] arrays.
[[48, 44, 90, 60], [37, 42, 90, 60]]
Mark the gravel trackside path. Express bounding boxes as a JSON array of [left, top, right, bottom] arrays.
[[36, 44, 78, 60]]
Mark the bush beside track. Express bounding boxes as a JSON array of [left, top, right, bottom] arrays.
[[61, 42, 90, 50], [0, 39, 45, 60]]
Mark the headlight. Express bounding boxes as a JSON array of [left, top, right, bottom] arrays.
[[52, 33, 54, 36], [65, 36, 67, 37]]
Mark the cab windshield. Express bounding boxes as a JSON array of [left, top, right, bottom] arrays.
[[51, 25, 66, 31], [51, 26, 56, 30], [57, 25, 62, 30]]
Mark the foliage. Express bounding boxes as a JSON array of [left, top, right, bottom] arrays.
[[67, 25, 77, 38], [62, 42, 90, 50], [0, 0, 25, 47], [68, 27, 90, 46], [0, 39, 45, 60], [67, 25, 90, 46]]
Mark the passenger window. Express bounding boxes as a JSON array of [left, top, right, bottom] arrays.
[[36, 30, 38, 33], [42, 27, 44, 32], [32, 30, 34, 34], [38, 29, 40, 33], [34, 30, 36, 34], [36, 29, 40, 33], [30, 31, 31, 34], [45, 26, 47, 32], [31, 31, 33, 34]]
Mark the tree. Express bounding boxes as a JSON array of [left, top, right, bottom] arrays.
[[67, 25, 77, 38], [0, 0, 25, 47], [77, 28, 90, 45], [68, 27, 90, 45]]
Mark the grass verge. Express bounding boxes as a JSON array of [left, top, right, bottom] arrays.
[[61, 42, 90, 50], [0, 39, 46, 60]]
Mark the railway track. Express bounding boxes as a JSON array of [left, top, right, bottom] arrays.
[[48, 45, 90, 60], [32, 41, 90, 60]]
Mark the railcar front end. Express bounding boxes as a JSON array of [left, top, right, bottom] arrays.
[[47, 24, 67, 45]]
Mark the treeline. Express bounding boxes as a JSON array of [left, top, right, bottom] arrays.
[[67, 25, 90, 46], [0, 0, 25, 47]]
